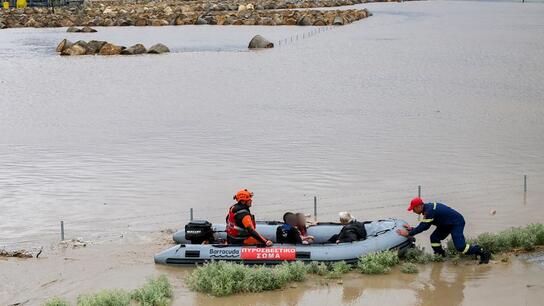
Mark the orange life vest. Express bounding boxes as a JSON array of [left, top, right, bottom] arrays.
[[226, 203, 255, 240]]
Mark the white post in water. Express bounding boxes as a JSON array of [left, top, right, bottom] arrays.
[[190, 208, 194, 221], [524, 175, 527, 193], [60, 221, 64, 241], [418, 185, 421, 198], [313, 196, 317, 222]]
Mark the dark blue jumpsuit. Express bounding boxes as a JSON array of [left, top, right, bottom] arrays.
[[408, 202, 482, 255]]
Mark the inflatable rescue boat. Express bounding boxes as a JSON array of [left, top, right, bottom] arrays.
[[154, 218, 412, 265]]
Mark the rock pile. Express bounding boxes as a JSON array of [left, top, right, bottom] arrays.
[[0, 0, 376, 28], [66, 26, 97, 32], [56, 39, 170, 56]]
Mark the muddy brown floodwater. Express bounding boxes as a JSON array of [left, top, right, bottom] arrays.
[[2, 235, 544, 306], [1, 0, 544, 305]]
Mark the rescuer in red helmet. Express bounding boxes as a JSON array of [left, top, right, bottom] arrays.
[[397, 197, 491, 264], [226, 189, 273, 246]]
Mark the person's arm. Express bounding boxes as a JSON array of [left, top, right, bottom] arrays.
[[242, 215, 268, 244], [291, 228, 303, 244], [408, 210, 434, 236], [336, 226, 349, 243], [408, 221, 432, 236]]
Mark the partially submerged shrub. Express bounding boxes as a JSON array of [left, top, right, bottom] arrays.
[[330, 261, 351, 274], [527, 223, 544, 245], [307, 261, 329, 276], [326, 261, 351, 279], [185, 261, 308, 296], [279, 261, 307, 282], [44, 297, 71, 306], [77, 289, 131, 306], [402, 247, 434, 264], [132, 275, 173, 306], [430, 254, 446, 262], [447, 224, 544, 255], [400, 262, 419, 274], [357, 251, 399, 275]]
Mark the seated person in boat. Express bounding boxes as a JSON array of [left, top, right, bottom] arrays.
[[329, 212, 367, 243], [226, 189, 273, 246], [277, 212, 304, 244], [295, 213, 315, 244]]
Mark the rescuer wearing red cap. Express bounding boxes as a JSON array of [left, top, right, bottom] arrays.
[[397, 197, 491, 264], [226, 189, 273, 246]]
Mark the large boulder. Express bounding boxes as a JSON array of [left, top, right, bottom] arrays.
[[67, 26, 81, 32], [147, 43, 170, 54], [163, 6, 173, 16], [56, 39, 73, 53], [73, 40, 88, 50], [285, 18, 297, 25], [81, 26, 97, 33], [297, 16, 313, 26], [59, 18, 74, 27], [121, 44, 147, 55], [135, 18, 148, 26], [25, 18, 42, 28], [195, 17, 207, 25], [98, 43, 123, 55], [61, 44, 87, 56], [333, 16, 345, 25], [86, 40, 107, 54], [248, 35, 274, 49], [174, 14, 186, 25]]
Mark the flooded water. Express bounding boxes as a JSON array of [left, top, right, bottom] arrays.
[[2, 238, 544, 305], [1, 0, 544, 304], [1, 1, 543, 248]]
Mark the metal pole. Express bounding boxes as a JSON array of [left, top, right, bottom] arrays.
[[418, 185, 421, 198], [60, 221, 64, 241], [524, 175, 527, 193], [190, 208, 194, 221], [313, 196, 317, 222]]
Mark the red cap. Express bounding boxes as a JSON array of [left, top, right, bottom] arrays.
[[407, 197, 424, 211]]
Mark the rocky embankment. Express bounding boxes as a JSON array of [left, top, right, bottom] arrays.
[[0, 0, 379, 28]]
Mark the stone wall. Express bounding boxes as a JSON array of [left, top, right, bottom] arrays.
[[0, 0, 382, 28]]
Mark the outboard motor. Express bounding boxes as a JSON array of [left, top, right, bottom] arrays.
[[185, 220, 214, 244]]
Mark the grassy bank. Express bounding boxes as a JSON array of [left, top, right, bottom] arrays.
[[451, 223, 544, 254], [43, 275, 173, 306], [187, 223, 544, 296]]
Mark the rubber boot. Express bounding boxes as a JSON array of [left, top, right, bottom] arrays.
[[479, 249, 491, 264], [432, 246, 446, 257]]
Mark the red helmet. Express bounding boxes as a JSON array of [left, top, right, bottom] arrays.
[[234, 189, 253, 202], [407, 197, 424, 211]]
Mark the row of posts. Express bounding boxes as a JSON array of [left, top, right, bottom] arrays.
[[58, 175, 529, 240], [277, 26, 336, 47]]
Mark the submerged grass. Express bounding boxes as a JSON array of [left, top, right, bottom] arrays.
[[45, 276, 173, 306], [77, 289, 131, 306], [402, 246, 445, 264], [447, 223, 544, 255], [131, 275, 173, 306], [357, 251, 399, 275], [186, 261, 309, 296], [43, 297, 71, 306], [306, 261, 329, 276], [400, 262, 419, 274], [325, 261, 352, 279]]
